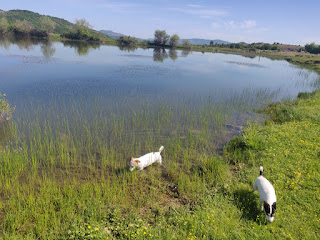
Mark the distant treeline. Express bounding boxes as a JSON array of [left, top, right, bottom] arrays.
[[116, 29, 284, 51], [217, 42, 280, 51], [117, 30, 191, 50]]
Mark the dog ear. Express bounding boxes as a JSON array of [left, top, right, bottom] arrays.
[[264, 201, 270, 215], [135, 160, 141, 163], [131, 157, 134, 162], [272, 202, 277, 210], [271, 202, 277, 216]]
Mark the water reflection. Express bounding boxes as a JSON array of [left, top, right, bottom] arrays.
[[0, 38, 11, 50], [0, 36, 57, 58], [153, 48, 168, 62], [0, 35, 48, 51], [40, 42, 56, 58], [0, 36, 192, 62], [169, 49, 178, 61], [181, 49, 191, 57], [62, 40, 100, 56], [118, 45, 138, 52], [152, 48, 189, 62]]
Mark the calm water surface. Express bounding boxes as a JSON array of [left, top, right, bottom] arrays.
[[1, 39, 318, 103]]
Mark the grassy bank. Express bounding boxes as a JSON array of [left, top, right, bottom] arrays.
[[0, 91, 319, 239], [0, 90, 267, 239]]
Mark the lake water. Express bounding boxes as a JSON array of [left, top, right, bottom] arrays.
[[0, 38, 319, 152], [1, 39, 318, 102]]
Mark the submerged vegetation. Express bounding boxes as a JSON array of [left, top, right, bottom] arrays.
[[0, 92, 15, 124]]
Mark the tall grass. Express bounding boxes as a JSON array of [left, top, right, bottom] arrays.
[[0, 88, 277, 238]]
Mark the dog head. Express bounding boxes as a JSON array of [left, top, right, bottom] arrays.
[[129, 157, 140, 171], [264, 201, 277, 222]]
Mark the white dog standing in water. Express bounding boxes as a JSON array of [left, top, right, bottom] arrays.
[[253, 166, 277, 222], [130, 146, 164, 171]]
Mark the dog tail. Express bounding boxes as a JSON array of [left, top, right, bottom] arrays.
[[159, 146, 164, 153], [260, 166, 263, 176]]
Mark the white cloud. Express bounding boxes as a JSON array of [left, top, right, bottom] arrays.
[[168, 7, 227, 17], [186, 4, 203, 8], [240, 20, 256, 29], [223, 20, 257, 29]]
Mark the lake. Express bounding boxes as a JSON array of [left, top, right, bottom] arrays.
[[0, 38, 319, 158]]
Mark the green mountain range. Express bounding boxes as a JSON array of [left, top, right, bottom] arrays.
[[0, 9, 73, 34]]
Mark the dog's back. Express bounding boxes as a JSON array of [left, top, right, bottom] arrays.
[[253, 166, 277, 222], [138, 151, 162, 167], [253, 175, 276, 201], [130, 146, 164, 171]]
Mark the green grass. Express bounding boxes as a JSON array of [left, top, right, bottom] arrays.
[[0, 87, 320, 239]]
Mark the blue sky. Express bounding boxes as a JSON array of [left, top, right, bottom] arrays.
[[1, 0, 320, 45]]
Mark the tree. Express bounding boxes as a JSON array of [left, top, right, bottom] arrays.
[[271, 45, 280, 51], [118, 35, 138, 47], [75, 18, 92, 36], [260, 43, 272, 50], [39, 16, 55, 34], [169, 34, 180, 48], [14, 20, 34, 35], [305, 42, 320, 54], [182, 40, 192, 50], [0, 18, 9, 33], [154, 30, 169, 46]]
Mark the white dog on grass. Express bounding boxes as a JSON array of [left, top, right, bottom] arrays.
[[253, 166, 277, 222], [130, 146, 164, 171]]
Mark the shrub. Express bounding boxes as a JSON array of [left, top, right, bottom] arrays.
[[0, 93, 15, 123], [305, 42, 320, 54]]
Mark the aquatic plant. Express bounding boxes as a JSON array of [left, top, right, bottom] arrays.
[[0, 92, 15, 123]]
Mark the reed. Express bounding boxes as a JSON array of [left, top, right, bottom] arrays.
[[0, 88, 279, 238]]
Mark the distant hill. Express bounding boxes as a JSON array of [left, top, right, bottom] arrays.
[[99, 30, 124, 39], [99, 30, 230, 45], [0, 10, 113, 41], [179, 38, 230, 45], [99, 30, 149, 42], [0, 10, 74, 34]]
